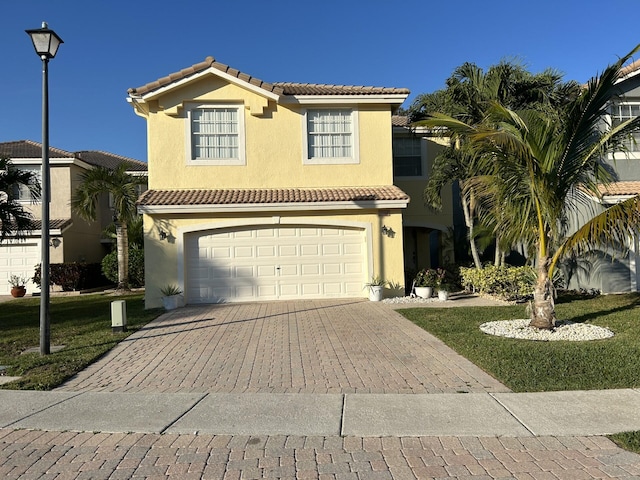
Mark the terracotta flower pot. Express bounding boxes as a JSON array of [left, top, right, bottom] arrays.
[[11, 286, 26, 298]]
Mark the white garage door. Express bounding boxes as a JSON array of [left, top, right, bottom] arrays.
[[186, 225, 366, 303], [0, 242, 40, 295]]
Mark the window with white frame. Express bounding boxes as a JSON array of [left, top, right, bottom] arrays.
[[12, 165, 41, 201], [611, 103, 640, 152], [304, 109, 358, 164], [187, 105, 245, 165], [393, 136, 423, 177]]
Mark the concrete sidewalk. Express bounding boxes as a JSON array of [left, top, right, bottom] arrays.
[[1, 389, 639, 437]]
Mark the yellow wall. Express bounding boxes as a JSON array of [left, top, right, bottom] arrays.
[[395, 137, 453, 229], [143, 77, 394, 190], [143, 210, 405, 308]]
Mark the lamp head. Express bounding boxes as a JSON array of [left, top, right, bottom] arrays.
[[26, 22, 63, 59]]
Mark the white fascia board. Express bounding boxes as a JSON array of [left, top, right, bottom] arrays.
[[280, 94, 408, 106], [136, 68, 280, 103], [601, 194, 637, 204], [580, 190, 636, 204], [138, 199, 409, 215]]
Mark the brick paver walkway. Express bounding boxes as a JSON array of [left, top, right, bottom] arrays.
[[2, 429, 639, 479], [57, 300, 508, 394]]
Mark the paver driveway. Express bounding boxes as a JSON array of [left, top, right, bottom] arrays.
[[57, 299, 508, 394]]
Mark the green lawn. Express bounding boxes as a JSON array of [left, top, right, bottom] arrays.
[[0, 292, 162, 390], [400, 293, 640, 453], [398, 292, 640, 393]]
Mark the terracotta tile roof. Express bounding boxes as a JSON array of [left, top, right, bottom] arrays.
[[274, 83, 410, 96], [597, 181, 640, 196], [128, 56, 284, 97], [1, 218, 72, 233], [74, 151, 147, 172], [0, 140, 74, 159], [392, 115, 409, 127], [620, 58, 640, 77], [138, 186, 409, 206], [128, 56, 409, 98], [0, 140, 146, 171]]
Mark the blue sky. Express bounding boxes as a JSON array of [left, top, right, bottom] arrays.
[[1, 0, 639, 162]]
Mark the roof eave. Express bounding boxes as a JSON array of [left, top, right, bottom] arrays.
[[138, 199, 409, 215], [280, 94, 409, 106]]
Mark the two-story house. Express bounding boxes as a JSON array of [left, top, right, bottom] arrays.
[[573, 59, 640, 293], [128, 56, 411, 308], [0, 140, 147, 295]]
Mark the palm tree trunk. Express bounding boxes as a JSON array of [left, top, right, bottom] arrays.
[[461, 184, 482, 269], [115, 222, 130, 292], [529, 252, 556, 329]]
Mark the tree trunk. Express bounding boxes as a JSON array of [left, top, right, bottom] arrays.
[[461, 183, 482, 270], [494, 239, 501, 267], [115, 222, 130, 292], [529, 253, 556, 329]]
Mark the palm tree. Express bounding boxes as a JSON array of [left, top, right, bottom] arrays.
[[423, 45, 640, 329], [71, 164, 146, 291], [412, 61, 578, 269], [0, 156, 41, 242]]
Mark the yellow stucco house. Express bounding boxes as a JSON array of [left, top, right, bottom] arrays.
[[128, 56, 415, 307], [0, 140, 147, 295]]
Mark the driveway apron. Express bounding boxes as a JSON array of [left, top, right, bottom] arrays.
[[57, 299, 508, 394]]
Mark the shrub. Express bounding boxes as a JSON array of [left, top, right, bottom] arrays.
[[101, 247, 145, 287], [460, 265, 535, 300], [33, 263, 108, 291]]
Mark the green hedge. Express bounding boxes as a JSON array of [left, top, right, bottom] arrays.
[[101, 248, 145, 287], [460, 265, 535, 300]]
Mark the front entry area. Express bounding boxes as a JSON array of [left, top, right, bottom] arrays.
[[185, 225, 366, 303]]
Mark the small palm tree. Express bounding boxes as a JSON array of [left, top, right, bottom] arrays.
[[71, 164, 146, 291], [0, 156, 41, 242]]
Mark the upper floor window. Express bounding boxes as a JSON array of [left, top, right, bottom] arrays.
[[611, 103, 640, 152], [393, 136, 423, 177], [304, 109, 359, 164], [187, 105, 246, 165], [12, 165, 41, 201]]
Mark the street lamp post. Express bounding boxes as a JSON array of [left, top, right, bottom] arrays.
[[26, 22, 63, 356]]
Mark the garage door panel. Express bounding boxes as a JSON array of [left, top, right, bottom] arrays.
[[257, 265, 277, 277], [345, 263, 364, 274], [301, 264, 320, 276], [235, 266, 254, 278], [279, 245, 298, 256], [0, 242, 40, 295], [279, 265, 298, 276], [186, 225, 366, 303], [323, 263, 341, 275], [257, 245, 276, 257], [300, 245, 319, 256], [234, 246, 254, 258]]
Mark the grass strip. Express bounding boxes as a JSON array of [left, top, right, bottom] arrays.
[[0, 292, 162, 390], [609, 431, 640, 454]]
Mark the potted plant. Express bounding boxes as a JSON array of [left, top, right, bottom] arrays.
[[414, 269, 436, 298], [8, 275, 28, 298], [364, 276, 387, 301], [434, 268, 452, 301], [160, 284, 183, 310]]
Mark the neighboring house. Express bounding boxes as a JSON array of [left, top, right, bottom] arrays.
[[391, 116, 453, 279], [0, 140, 147, 295], [128, 56, 410, 307], [568, 59, 640, 293]]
